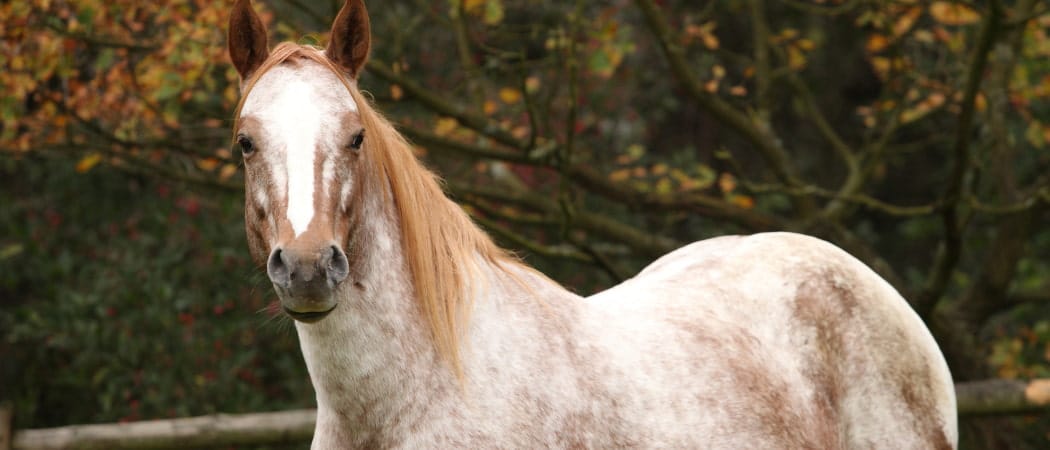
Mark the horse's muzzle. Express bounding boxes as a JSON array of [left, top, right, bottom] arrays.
[[267, 244, 349, 322]]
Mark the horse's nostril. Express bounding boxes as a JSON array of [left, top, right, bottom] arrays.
[[267, 248, 293, 287], [327, 245, 350, 284]]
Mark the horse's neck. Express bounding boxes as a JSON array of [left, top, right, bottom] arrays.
[[294, 194, 581, 437], [294, 200, 448, 429]]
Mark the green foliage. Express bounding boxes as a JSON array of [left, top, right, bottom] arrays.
[[0, 156, 312, 429]]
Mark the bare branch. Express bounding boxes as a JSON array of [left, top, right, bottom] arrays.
[[631, 0, 815, 218], [449, 181, 682, 259], [915, 0, 1003, 319], [404, 126, 780, 231], [366, 60, 526, 150], [469, 214, 595, 264]]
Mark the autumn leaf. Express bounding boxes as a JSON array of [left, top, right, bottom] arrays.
[[626, 144, 645, 160], [867, 34, 890, 53], [218, 164, 238, 181], [196, 158, 220, 172], [929, 2, 980, 26], [524, 76, 541, 94], [655, 178, 673, 195], [609, 168, 631, 182], [498, 87, 522, 104], [718, 172, 737, 193], [434, 117, 458, 136], [730, 195, 755, 209], [685, 21, 719, 50], [893, 7, 922, 37], [483, 0, 504, 26], [75, 153, 102, 173], [787, 46, 807, 70]]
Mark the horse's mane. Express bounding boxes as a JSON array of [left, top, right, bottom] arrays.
[[234, 43, 522, 376]]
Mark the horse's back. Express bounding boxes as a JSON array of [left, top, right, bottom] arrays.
[[584, 232, 957, 449]]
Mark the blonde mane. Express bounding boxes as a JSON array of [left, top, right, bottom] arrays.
[[235, 43, 519, 376]]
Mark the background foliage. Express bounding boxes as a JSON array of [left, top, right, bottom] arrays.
[[2, 0, 1049, 448]]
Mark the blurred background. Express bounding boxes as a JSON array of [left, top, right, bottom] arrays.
[[1, 0, 1048, 448]]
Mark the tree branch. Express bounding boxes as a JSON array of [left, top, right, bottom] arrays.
[[631, 0, 815, 218], [915, 0, 1002, 320], [449, 181, 682, 259], [404, 126, 780, 231], [366, 60, 526, 150]]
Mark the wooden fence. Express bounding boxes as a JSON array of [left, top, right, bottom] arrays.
[[3, 378, 1049, 449]]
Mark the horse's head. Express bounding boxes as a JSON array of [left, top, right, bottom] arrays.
[[228, 0, 371, 323]]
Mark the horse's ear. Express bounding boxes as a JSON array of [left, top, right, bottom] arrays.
[[228, 0, 270, 80], [326, 0, 371, 78]]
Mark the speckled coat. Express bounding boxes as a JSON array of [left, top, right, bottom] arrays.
[[227, 1, 957, 448]]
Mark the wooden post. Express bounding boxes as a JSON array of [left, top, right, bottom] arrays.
[[12, 409, 315, 450], [0, 402, 13, 450], [955, 378, 1050, 416]]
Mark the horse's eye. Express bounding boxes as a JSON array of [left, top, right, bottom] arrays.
[[237, 135, 255, 156], [349, 130, 365, 150]]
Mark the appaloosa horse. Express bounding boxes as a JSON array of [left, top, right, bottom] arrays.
[[227, 0, 957, 448]]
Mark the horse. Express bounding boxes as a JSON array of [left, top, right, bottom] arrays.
[[227, 0, 957, 448]]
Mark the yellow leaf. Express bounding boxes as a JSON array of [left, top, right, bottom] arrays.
[[718, 172, 736, 193], [893, 7, 922, 37], [929, 2, 980, 26], [702, 33, 720, 50], [525, 76, 541, 94], [787, 46, 807, 70], [390, 84, 403, 100], [483, 0, 505, 26], [914, 30, 935, 44], [219, 164, 238, 181], [511, 125, 529, 140], [974, 93, 987, 112], [463, 0, 485, 14], [498, 87, 521, 104], [626, 143, 646, 159], [76, 153, 102, 173], [434, 117, 458, 136], [870, 56, 891, 79], [483, 100, 497, 115], [867, 34, 890, 53], [609, 168, 631, 182], [711, 65, 725, 79], [704, 79, 718, 93], [729, 85, 748, 96], [655, 178, 673, 195], [731, 195, 755, 209], [196, 158, 220, 171]]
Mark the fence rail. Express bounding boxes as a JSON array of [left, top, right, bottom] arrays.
[[5, 379, 1049, 450]]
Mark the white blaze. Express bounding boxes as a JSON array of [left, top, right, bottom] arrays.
[[240, 63, 359, 238], [281, 82, 321, 237]]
